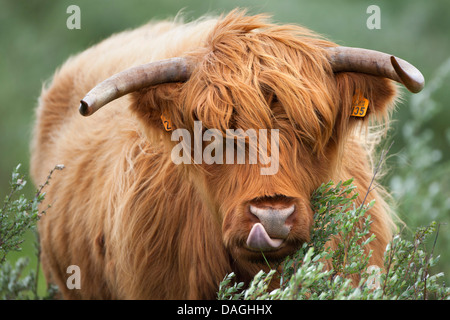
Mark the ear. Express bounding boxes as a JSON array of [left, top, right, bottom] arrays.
[[131, 83, 185, 139], [334, 72, 398, 137]]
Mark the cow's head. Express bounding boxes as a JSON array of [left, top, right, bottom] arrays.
[[79, 12, 423, 264]]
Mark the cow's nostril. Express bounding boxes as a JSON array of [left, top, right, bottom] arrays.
[[249, 204, 295, 239]]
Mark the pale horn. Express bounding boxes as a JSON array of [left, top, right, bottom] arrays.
[[79, 57, 196, 116], [326, 46, 424, 93]]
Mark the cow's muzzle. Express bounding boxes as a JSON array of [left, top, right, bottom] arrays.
[[246, 200, 295, 251]]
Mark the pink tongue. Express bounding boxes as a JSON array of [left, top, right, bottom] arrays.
[[246, 223, 283, 251]]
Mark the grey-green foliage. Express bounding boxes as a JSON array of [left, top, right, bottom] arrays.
[[382, 223, 447, 300], [0, 164, 42, 265], [217, 179, 449, 300], [389, 57, 450, 284], [0, 164, 62, 299]]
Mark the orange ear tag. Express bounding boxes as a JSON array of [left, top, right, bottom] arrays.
[[161, 114, 173, 131], [351, 91, 369, 117]]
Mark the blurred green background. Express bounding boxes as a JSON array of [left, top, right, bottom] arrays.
[[1, 0, 449, 295]]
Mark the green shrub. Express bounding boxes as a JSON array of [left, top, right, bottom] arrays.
[[388, 57, 450, 285], [0, 164, 62, 299], [217, 179, 449, 300]]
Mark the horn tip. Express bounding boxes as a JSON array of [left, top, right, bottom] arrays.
[[390, 56, 425, 93], [79, 99, 92, 116]]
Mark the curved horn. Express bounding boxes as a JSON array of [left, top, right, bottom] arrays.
[[327, 47, 424, 93], [79, 57, 196, 116]]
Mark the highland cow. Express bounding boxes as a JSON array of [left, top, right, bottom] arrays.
[[30, 10, 424, 299]]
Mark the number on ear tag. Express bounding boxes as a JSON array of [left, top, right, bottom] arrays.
[[351, 91, 369, 117], [161, 114, 173, 131]]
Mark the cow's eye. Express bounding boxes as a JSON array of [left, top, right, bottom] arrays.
[[271, 94, 279, 104]]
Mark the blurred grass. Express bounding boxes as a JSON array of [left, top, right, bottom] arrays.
[[0, 0, 449, 296]]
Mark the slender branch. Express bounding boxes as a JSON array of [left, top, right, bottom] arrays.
[[423, 223, 443, 300], [34, 231, 41, 299], [359, 141, 394, 212], [34, 164, 65, 200]]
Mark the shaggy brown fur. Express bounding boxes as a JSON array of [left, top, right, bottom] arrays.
[[31, 10, 398, 299]]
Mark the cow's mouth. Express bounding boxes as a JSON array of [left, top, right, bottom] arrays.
[[241, 221, 303, 263], [245, 223, 285, 252], [229, 225, 305, 264], [239, 229, 300, 263], [227, 199, 309, 262]]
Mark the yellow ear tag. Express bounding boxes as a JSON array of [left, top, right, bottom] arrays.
[[351, 91, 369, 117], [161, 114, 173, 131]]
